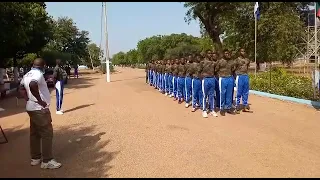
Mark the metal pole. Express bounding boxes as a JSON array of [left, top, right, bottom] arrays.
[[314, 2, 318, 98], [315, 3, 318, 70], [254, 16, 257, 77], [104, 2, 111, 82]]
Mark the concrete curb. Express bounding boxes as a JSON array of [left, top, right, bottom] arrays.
[[249, 90, 320, 108]]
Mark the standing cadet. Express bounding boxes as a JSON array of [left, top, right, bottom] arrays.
[[235, 48, 251, 113], [145, 62, 149, 84], [177, 57, 186, 104], [148, 61, 154, 86], [190, 54, 202, 112], [215, 49, 237, 116], [184, 55, 193, 108], [161, 60, 166, 94], [53, 59, 65, 115], [164, 59, 171, 96], [168, 59, 174, 97], [211, 52, 220, 109], [200, 50, 218, 118], [172, 59, 179, 100]]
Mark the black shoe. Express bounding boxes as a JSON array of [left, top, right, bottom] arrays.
[[227, 109, 236, 115], [242, 105, 250, 112], [220, 110, 226, 116]]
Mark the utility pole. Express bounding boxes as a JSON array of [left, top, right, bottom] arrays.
[[103, 2, 111, 82]]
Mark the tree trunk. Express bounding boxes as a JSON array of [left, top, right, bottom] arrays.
[[13, 55, 19, 83], [209, 32, 223, 56], [256, 62, 261, 72]]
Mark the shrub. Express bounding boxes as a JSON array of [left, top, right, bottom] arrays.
[[249, 67, 320, 101]]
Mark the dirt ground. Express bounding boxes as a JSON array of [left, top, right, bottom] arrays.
[[0, 67, 319, 178]]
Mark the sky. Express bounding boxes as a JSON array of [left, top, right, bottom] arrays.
[[45, 2, 201, 56]]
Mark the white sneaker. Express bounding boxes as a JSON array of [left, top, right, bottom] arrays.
[[165, 93, 168, 96], [56, 111, 63, 115], [202, 111, 208, 118], [169, 94, 172, 98], [41, 159, 62, 169], [185, 103, 190, 108], [31, 159, 41, 166], [210, 111, 218, 117]]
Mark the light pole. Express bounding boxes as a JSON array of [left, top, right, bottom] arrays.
[[103, 2, 111, 82]]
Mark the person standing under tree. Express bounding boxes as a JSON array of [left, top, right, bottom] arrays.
[[19, 58, 62, 169], [235, 48, 251, 113], [53, 59, 65, 115], [74, 64, 79, 78]]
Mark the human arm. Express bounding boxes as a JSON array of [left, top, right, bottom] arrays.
[[18, 78, 28, 101]]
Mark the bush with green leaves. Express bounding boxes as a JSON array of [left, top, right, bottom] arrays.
[[249, 68, 319, 101]]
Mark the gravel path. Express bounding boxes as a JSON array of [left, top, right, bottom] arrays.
[[0, 67, 319, 178]]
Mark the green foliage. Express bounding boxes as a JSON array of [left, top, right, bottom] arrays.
[[85, 43, 103, 69], [0, 2, 53, 67], [250, 68, 319, 101], [45, 17, 90, 66], [184, 2, 240, 53], [112, 33, 212, 65]]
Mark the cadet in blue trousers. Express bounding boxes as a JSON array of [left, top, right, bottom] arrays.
[[215, 49, 237, 116], [235, 48, 251, 113]]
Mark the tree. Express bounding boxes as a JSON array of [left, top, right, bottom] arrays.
[[222, 2, 310, 65], [0, 2, 53, 82], [85, 43, 103, 69], [44, 17, 90, 66], [184, 2, 240, 54]]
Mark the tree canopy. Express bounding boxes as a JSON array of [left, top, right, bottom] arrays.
[[0, 2, 102, 69], [184, 2, 312, 64], [112, 33, 213, 65]]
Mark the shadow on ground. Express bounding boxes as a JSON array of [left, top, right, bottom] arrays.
[[0, 77, 97, 118], [111, 76, 145, 83], [0, 124, 119, 178], [64, 103, 95, 113], [311, 101, 320, 111]]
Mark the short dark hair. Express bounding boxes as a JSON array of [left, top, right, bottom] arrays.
[[223, 49, 230, 53]]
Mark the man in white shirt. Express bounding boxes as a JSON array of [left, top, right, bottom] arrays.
[[19, 58, 62, 169]]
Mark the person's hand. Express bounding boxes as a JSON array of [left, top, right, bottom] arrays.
[[37, 100, 47, 108]]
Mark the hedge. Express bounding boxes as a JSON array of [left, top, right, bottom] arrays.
[[249, 68, 320, 101]]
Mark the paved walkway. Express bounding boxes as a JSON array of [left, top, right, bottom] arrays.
[[0, 67, 319, 178]]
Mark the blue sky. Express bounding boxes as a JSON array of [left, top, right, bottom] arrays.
[[46, 2, 201, 56]]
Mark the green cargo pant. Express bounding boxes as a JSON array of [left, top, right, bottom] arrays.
[[27, 109, 53, 163]]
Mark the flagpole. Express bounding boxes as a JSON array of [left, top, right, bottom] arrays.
[[315, 2, 318, 70], [254, 13, 257, 78], [314, 2, 318, 98], [104, 2, 111, 83]]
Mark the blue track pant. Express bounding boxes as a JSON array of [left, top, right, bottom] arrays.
[[168, 74, 173, 94], [214, 77, 220, 108], [201, 77, 215, 111], [55, 80, 64, 111], [185, 76, 192, 103], [161, 73, 165, 91], [178, 77, 185, 100], [219, 76, 234, 110], [152, 71, 156, 87], [148, 70, 153, 85], [172, 76, 178, 98], [235, 74, 249, 107], [192, 78, 202, 108]]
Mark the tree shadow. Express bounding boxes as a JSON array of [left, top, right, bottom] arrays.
[[64, 103, 95, 113], [111, 76, 145, 83], [311, 101, 320, 111], [0, 124, 119, 178]]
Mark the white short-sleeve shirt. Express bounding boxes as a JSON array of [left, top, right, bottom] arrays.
[[20, 68, 51, 111]]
